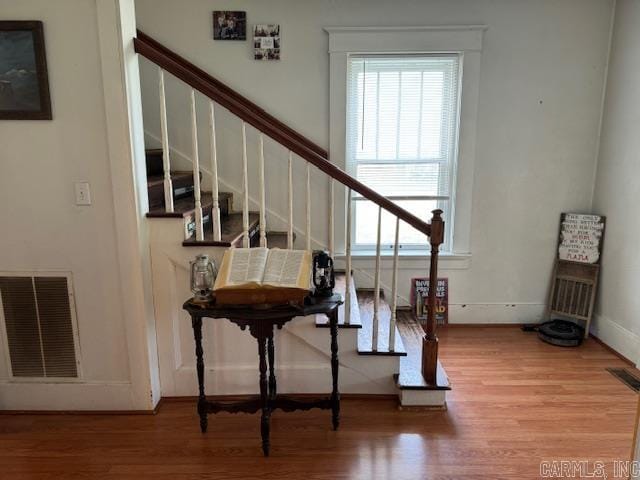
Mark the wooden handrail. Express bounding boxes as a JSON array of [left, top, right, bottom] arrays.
[[133, 30, 432, 237], [136, 31, 327, 160]]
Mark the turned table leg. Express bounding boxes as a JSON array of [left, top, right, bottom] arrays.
[[258, 333, 271, 456], [268, 336, 277, 399], [329, 308, 340, 430], [191, 315, 208, 433]]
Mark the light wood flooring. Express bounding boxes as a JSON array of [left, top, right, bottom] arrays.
[[0, 326, 637, 479]]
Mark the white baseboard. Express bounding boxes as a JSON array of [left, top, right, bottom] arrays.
[[447, 303, 545, 324], [0, 381, 147, 411], [591, 314, 640, 367]]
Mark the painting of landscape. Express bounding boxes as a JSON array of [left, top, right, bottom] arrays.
[[0, 21, 51, 119]]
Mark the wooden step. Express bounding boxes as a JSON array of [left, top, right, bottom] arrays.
[[265, 231, 294, 249], [147, 192, 214, 218], [145, 148, 164, 177], [182, 212, 259, 247], [147, 191, 232, 219], [147, 171, 195, 210], [315, 272, 362, 329], [394, 311, 450, 391], [356, 290, 406, 356], [394, 361, 450, 391]]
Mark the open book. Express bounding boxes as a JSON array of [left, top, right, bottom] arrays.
[[213, 248, 312, 305]]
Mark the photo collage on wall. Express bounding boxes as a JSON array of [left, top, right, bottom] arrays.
[[213, 12, 280, 61], [253, 25, 280, 61]]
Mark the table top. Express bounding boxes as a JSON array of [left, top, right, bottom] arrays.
[[183, 293, 343, 321]]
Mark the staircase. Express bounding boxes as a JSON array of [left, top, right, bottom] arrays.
[[143, 146, 449, 405]]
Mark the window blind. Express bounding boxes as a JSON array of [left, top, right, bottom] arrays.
[[346, 54, 460, 247]]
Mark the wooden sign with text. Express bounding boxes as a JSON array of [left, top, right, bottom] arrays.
[[410, 278, 448, 326], [558, 213, 605, 264]]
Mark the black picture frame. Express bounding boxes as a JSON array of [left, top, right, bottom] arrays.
[[0, 21, 52, 120], [212, 11, 247, 41]]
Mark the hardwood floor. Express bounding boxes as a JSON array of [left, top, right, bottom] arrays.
[[0, 326, 636, 479]]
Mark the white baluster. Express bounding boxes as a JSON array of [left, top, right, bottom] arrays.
[[329, 179, 335, 256], [209, 100, 221, 242], [287, 151, 294, 249], [242, 121, 249, 248], [259, 134, 267, 247], [372, 205, 382, 352], [306, 163, 311, 251], [158, 68, 173, 212], [389, 217, 400, 352], [344, 188, 352, 325], [190, 89, 204, 241]]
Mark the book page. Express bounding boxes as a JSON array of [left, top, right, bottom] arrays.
[[263, 249, 311, 289], [220, 248, 269, 287]]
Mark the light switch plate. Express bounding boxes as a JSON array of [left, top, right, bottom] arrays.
[[74, 182, 91, 206]]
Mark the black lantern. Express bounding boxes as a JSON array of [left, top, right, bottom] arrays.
[[312, 250, 335, 297]]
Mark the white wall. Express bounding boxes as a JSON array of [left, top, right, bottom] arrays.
[[0, 0, 158, 410], [591, 0, 640, 365], [136, 0, 614, 324]]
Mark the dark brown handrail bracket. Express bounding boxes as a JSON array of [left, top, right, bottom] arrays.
[[133, 30, 433, 237]]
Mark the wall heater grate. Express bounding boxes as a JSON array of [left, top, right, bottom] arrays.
[[0, 275, 78, 378]]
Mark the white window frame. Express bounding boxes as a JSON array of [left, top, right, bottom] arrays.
[[326, 25, 485, 261], [346, 53, 462, 252]]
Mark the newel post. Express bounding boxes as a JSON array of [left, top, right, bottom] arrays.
[[422, 209, 444, 385]]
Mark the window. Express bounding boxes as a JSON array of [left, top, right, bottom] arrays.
[[346, 54, 461, 251]]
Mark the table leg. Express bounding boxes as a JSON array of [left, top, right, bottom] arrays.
[[329, 308, 340, 430], [268, 336, 276, 399], [258, 334, 271, 456], [192, 315, 207, 433]]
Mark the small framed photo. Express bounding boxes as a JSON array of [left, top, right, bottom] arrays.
[[254, 24, 280, 61], [213, 11, 246, 41], [0, 21, 52, 120]]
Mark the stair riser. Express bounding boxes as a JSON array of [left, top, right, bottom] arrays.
[[146, 151, 163, 177], [230, 221, 260, 248], [148, 174, 196, 210], [149, 186, 231, 218], [184, 208, 257, 244], [184, 206, 213, 240]]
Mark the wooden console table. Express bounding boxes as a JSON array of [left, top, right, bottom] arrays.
[[183, 294, 343, 456]]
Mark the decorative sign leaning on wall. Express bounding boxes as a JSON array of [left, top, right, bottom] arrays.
[[545, 213, 607, 340], [558, 213, 605, 264], [410, 278, 448, 326]]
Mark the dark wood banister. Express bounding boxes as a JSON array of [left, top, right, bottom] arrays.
[[133, 30, 433, 238], [136, 31, 327, 160], [134, 30, 445, 387]]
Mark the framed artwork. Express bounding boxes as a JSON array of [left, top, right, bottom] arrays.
[[0, 21, 51, 120], [254, 25, 280, 60], [213, 11, 247, 41]]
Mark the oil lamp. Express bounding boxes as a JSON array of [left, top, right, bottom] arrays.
[[190, 254, 217, 303], [312, 250, 335, 297]]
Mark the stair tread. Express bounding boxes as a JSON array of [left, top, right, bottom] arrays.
[[394, 313, 450, 390], [147, 192, 214, 218], [395, 361, 450, 391], [315, 273, 362, 329], [265, 231, 290, 250], [146, 171, 192, 188], [356, 290, 406, 356], [183, 212, 259, 246]]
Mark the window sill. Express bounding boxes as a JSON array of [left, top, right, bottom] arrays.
[[335, 251, 471, 270]]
